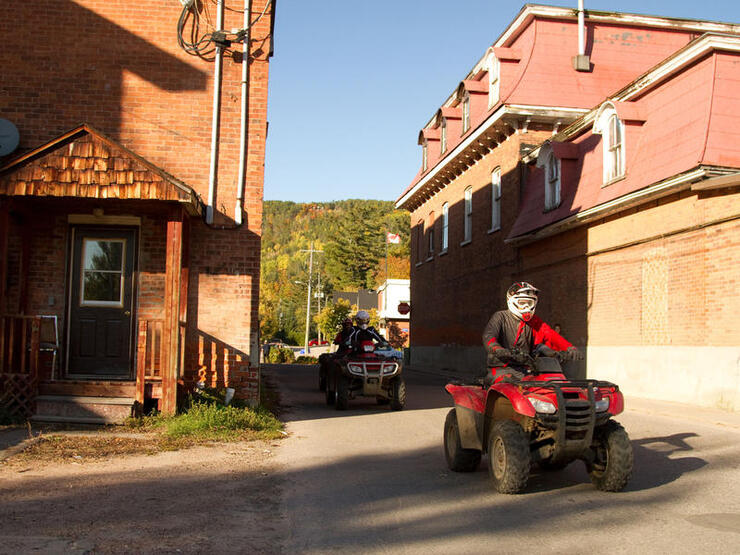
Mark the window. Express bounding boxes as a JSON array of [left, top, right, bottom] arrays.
[[593, 103, 625, 185], [545, 152, 560, 210], [427, 212, 435, 258], [80, 238, 125, 307], [606, 114, 624, 182], [490, 168, 501, 231], [488, 53, 500, 108], [462, 92, 471, 134], [440, 118, 447, 154], [422, 140, 428, 172], [441, 203, 449, 251], [463, 187, 472, 243], [416, 220, 424, 264]]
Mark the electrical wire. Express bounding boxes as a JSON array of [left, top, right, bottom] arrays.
[[177, 0, 273, 59]]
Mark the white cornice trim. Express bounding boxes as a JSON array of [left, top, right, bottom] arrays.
[[506, 167, 713, 246], [396, 105, 588, 210]]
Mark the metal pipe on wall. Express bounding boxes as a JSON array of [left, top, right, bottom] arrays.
[[206, 0, 225, 225], [578, 0, 585, 56], [235, 0, 252, 225]]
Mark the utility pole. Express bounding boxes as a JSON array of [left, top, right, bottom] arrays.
[[300, 242, 323, 354], [316, 270, 322, 343]]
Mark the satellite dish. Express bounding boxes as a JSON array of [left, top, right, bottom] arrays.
[[0, 119, 20, 157]]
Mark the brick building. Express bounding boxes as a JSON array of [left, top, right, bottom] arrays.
[[396, 5, 740, 410], [0, 0, 275, 421]]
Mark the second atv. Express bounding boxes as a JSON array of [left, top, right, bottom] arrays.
[[325, 338, 405, 411]]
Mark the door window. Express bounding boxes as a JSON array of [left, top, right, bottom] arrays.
[[80, 238, 125, 306]]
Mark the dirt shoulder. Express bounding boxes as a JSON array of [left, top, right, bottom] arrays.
[[0, 434, 286, 554]]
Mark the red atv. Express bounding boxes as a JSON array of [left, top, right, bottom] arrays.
[[444, 349, 633, 493], [324, 338, 405, 411]]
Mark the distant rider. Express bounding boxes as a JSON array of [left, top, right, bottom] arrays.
[[333, 317, 356, 355], [482, 282, 580, 385], [351, 310, 386, 351]]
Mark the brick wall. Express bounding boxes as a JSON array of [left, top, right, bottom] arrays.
[[410, 127, 552, 347], [1, 1, 273, 402]]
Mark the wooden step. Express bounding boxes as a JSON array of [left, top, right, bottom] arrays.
[[39, 380, 136, 398], [33, 395, 135, 424]]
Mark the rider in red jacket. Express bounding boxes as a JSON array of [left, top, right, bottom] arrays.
[[482, 282, 580, 383]]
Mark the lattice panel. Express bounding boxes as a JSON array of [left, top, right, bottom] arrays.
[[0, 373, 38, 418]]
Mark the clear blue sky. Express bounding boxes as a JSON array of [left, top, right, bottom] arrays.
[[264, 0, 739, 203]]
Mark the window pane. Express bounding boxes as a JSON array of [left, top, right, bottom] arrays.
[[83, 240, 124, 272], [83, 271, 122, 303]]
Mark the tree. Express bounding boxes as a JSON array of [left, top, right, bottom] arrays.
[[315, 299, 353, 339]]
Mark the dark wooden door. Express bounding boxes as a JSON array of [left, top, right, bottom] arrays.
[[68, 227, 137, 377]]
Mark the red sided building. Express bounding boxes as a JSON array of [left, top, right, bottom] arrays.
[[396, 5, 740, 410]]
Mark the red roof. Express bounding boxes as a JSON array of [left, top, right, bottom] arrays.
[[508, 43, 740, 241]]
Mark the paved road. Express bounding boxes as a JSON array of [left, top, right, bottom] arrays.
[[266, 364, 740, 554]]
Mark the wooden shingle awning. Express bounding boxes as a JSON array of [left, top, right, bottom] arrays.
[[0, 124, 202, 216]]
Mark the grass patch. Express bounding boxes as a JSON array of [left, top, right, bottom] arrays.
[[125, 402, 283, 442]]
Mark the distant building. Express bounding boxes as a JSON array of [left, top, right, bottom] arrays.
[[377, 279, 410, 347], [332, 289, 379, 312], [396, 5, 740, 411]]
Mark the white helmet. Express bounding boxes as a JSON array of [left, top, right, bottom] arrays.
[[506, 282, 539, 321], [355, 310, 370, 329]]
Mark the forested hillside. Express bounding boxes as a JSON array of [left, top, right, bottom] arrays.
[[260, 200, 410, 344]]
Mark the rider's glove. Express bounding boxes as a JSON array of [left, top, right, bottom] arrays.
[[560, 346, 583, 361], [499, 349, 529, 365]]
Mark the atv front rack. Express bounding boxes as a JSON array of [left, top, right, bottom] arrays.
[[513, 379, 619, 463]]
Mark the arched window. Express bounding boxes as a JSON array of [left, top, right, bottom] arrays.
[[463, 187, 473, 243], [545, 152, 560, 210], [488, 53, 500, 108], [490, 167, 501, 231], [427, 212, 435, 258], [441, 203, 449, 252], [440, 118, 447, 154], [593, 103, 625, 185], [536, 142, 562, 211], [461, 92, 471, 134], [606, 114, 623, 182]]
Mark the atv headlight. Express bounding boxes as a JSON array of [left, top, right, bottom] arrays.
[[382, 363, 398, 375], [529, 398, 556, 414], [595, 397, 610, 412], [348, 364, 364, 375]]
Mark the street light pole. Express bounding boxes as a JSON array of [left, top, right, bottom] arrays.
[[300, 242, 323, 354]]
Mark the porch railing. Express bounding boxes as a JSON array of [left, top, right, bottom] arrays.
[[135, 319, 186, 406], [0, 315, 41, 418]]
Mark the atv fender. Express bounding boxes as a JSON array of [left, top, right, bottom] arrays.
[[445, 385, 485, 450], [489, 383, 536, 418]]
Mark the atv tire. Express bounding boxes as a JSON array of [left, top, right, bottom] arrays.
[[587, 419, 633, 492], [325, 378, 335, 406], [319, 374, 327, 392], [487, 420, 531, 494], [444, 409, 481, 472], [390, 378, 406, 411], [335, 376, 349, 411]]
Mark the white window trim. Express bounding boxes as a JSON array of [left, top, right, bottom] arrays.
[[593, 102, 626, 186], [488, 167, 502, 232], [462, 186, 472, 244], [422, 140, 428, 172]]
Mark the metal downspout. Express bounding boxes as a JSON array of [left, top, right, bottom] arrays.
[[235, 0, 251, 225], [206, 0, 225, 225]]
